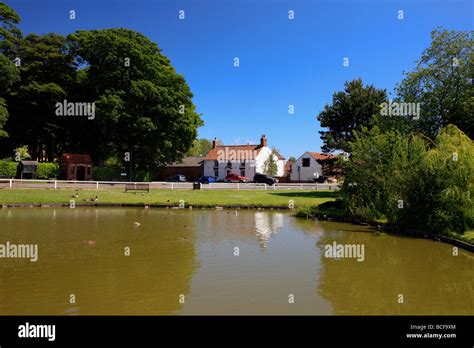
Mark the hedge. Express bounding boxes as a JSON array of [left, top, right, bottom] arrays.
[[36, 163, 59, 179], [93, 166, 150, 182], [0, 161, 18, 178]]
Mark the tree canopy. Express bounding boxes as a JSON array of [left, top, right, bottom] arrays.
[[317, 78, 387, 152], [0, 4, 203, 169], [396, 28, 473, 139]]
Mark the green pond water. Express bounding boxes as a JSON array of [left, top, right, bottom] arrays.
[[0, 208, 472, 315]]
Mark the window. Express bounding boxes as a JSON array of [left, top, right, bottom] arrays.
[[240, 170, 245, 176], [227, 161, 232, 169], [214, 160, 219, 168], [240, 160, 245, 167], [214, 169, 219, 178], [302, 158, 310, 167]]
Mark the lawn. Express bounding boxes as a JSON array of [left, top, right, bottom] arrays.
[[0, 188, 336, 208]]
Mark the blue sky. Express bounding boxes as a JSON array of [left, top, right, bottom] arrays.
[[6, 0, 473, 158]]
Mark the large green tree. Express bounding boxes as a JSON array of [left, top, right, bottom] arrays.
[[5, 33, 76, 159], [0, 2, 22, 57], [396, 28, 474, 139], [317, 79, 387, 152], [0, 53, 19, 138], [67, 28, 203, 168], [0, 2, 21, 139], [186, 138, 213, 157]]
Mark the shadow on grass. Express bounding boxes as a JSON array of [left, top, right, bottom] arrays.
[[269, 191, 337, 199]]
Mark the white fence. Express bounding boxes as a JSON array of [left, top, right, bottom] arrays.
[[0, 179, 339, 191]]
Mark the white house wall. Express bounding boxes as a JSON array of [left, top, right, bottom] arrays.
[[203, 160, 257, 180], [290, 152, 323, 182], [203, 146, 285, 180]]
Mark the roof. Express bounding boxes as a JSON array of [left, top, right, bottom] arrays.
[[307, 152, 337, 161], [273, 150, 285, 160], [167, 156, 203, 167], [60, 154, 93, 164], [20, 160, 38, 165], [203, 145, 285, 161], [203, 145, 263, 161]]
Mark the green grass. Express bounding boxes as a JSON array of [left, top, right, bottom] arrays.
[[448, 230, 474, 244], [0, 188, 336, 207]]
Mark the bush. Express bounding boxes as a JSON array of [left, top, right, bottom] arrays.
[[36, 163, 59, 179], [93, 166, 121, 181], [94, 166, 150, 181], [0, 161, 18, 178], [295, 201, 344, 220], [341, 124, 474, 234], [133, 169, 150, 182]]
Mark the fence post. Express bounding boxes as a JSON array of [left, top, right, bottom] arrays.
[[54, 180, 57, 189], [9, 179, 12, 188], [171, 183, 174, 190], [264, 184, 266, 190], [273, 184, 276, 190], [237, 183, 239, 190], [96, 181, 99, 190], [301, 184, 303, 189]]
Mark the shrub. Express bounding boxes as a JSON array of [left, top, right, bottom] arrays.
[[93, 166, 121, 181], [36, 163, 59, 179], [94, 166, 150, 182], [133, 169, 150, 182], [0, 161, 18, 178], [341, 124, 474, 234]]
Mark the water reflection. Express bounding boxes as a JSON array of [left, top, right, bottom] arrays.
[[0, 208, 198, 315], [254, 212, 284, 249], [0, 209, 472, 315], [313, 221, 474, 315]]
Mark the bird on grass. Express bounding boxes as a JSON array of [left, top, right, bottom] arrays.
[[133, 221, 141, 227], [83, 196, 98, 202], [71, 190, 79, 198]]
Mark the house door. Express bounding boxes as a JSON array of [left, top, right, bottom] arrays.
[[76, 165, 86, 181]]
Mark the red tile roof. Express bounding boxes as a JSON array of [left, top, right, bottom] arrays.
[[60, 154, 93, 164], [203, 145, 263, 160], [203, 145, 285, 161], [308, 152, 337, 161]]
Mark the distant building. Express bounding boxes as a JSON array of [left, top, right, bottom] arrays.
[[290, 152, 337, 182], [59, 154, 93, 181], [19, 160, 38, 179], [202, 135, 285, 180], [162, 156, 203, 181]]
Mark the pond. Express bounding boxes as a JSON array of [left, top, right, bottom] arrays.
[[0, 208, 472, 315]]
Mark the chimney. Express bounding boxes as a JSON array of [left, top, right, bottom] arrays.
[[212, 137, 217, 149], [260, 134, 267, 147]]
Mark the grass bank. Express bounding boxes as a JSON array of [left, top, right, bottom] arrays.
[[0, 188, 336, 208]]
